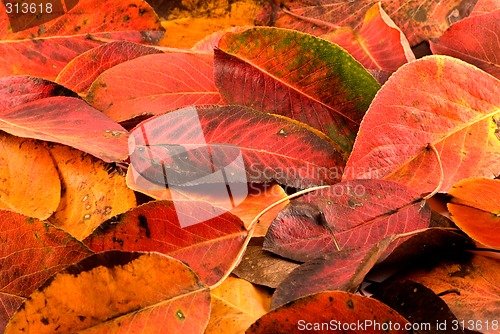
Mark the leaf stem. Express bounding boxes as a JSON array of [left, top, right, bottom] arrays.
[[423, 143, 443, 200], [210, 185, 331, 290]]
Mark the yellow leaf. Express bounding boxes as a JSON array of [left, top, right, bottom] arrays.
[[206, 277, 271, 334]]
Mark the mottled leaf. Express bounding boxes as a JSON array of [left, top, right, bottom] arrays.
[[5, 252, 210, 333], [128, 105, 345, 189], [56, 41, 163, 95], [322, 3, 414, 72], [447, 178, 500, 249], [247, 291, 410, 333], [215, 27, 380, 153], [264, 0, 476, 46], [0, 134, 60, 219], [87, 52, 223, 122], [430, 10, 500, 80], [0, 96, 129, 162], [0, 210, 92, 330], [0, 0, 162, 39], [83, 200, 247, 286], [264, 180, 431, 262], [344, 56, 500, 194], [47, 145, 136, 240]]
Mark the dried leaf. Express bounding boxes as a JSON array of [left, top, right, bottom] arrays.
[[0, 32, 164, 81], [265, 0, 476, 45], [399, 253, 500, 333], [233, 238, 300, 289], [0, 0, 162, 38]]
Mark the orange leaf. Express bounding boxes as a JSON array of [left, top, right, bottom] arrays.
[[5, 252, 210, 333], [447, 178, 500, 249], [0, 133, 60, 219], [47, 145, 136, 240]]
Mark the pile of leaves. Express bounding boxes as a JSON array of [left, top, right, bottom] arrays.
[[1, 0, 499, 332]]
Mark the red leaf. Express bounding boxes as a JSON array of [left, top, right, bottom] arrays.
[[0, 210, 92, 331], [344, 56, 500, 194], [56, 41, 163, 95], [264, 180, 431, 261], [469, 0, 500, 17], [264, 0, 476, 46], [322, 3, 414, 72], [0, 32, 164, 81], [128, 105, 345, 189], [0, 96, 128, 162], [87, 52, 223, 122], [215, 27, 380, 153], [430, 10, 500, 80], [0, 76, 76, 110], [0, 0, 162, 39], [83, 200, 247, 286], [247, 291, 410, 333]]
